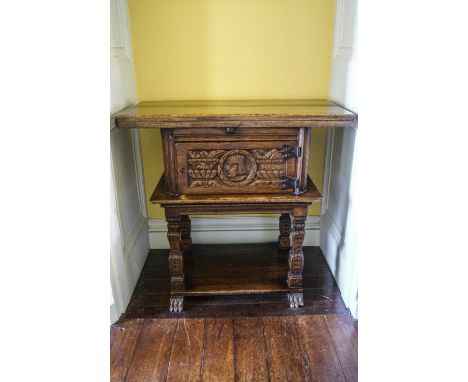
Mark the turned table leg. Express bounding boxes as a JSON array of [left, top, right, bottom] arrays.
[[166, 215, 184, 312], [278, 213, 291, 250], [288, 210, 306, 308], [180, 215, 192, 253]]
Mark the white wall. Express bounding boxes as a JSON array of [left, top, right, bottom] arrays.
[[148, 216, 320, 249], [110, 0, 150, 323], [321, 0, 358, 318]]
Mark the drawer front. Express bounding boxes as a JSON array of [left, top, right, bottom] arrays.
[[173, 127, 298, 142], [175, 140, 298, 194]]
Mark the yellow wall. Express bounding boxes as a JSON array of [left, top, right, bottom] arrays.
[[128, 0, 335, 218]]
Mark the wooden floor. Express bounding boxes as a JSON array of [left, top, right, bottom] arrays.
[[122, 243, 349, 319], [112, 244, 357, 381], [111, 314, 357, 382]]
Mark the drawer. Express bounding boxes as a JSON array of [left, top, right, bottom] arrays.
[[175, 140, 298, 194], [173, 127, 298, 142]]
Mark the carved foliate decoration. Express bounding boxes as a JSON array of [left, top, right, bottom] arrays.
[[187, 148, 289, 188], [170, 276, 185, 291], [288, 215, 306, 289], [289, 252, 304, 273], [287, 272, 303, 288], [278, 214, 291, 250], [180, 216, 192, 252], [169, 254, 183, 274], [166, 217, 182, 254], [291, 216, 306, 253], [187, 150, 224, 188]]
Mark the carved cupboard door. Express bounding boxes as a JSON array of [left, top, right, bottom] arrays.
[[175, 141, 298, 194]]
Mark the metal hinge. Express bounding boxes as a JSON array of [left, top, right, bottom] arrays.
[[280, 176, 300, 194], [280, 145, 302, 160]]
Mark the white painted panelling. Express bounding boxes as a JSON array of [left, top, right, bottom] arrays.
[[322, 0, 358, 318], [333, 0, 358, 60], [110, 127, 142, 245], [330, 59, 358, 112], [110, 0, 124, 48], [110, 166, 126, 314], [131, 129, 147, 218], [325, 128, 356, 231], [331, 0, 358, 111], [148, 216, 320, 249], [110, 0, 136, 116], [110, 0, 149, 324]]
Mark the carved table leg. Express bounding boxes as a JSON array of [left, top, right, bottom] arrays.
[[180, 215, 192, 253], [167, 215, 184, 313], [278, 213, 291, 250], [287, 210, 306, 308]]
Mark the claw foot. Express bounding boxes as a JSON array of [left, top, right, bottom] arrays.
[[169, 297, 184, 313], [288, 292, 304, 309]]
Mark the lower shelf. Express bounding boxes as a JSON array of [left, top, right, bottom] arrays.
[[172, 243, 292, 297], [175, 277, 289, 296]]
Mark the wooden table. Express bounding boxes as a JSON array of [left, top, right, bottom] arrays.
[[116, 100, 356, 312]]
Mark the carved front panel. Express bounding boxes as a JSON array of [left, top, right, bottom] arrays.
[[176, 141, 298, 194]]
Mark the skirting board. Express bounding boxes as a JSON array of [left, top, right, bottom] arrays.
[[320, 210, 358, 319], [148, 216, 320, 249], [110, 303, 119, 324]]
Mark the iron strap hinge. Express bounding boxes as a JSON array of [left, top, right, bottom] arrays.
[[280, 145, 302, 160], [280, 176, 300, 194]]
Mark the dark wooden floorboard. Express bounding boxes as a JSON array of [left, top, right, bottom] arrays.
[[110, 319, 144, 382], [297, 315, 347, 381], [111, 245, 357, 381], [111, 315, 357, 382], [166, 318, 205, 382], [124, 319, 177, 382], [233, 317, 269, 381], [325, 314, 359, 382], [263, 316, 312, 381], [200, 318, 235, 381]]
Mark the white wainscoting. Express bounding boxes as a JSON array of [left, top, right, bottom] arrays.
[[110, 128, 150, 323], [322, 0, 359, 318], [148, 216, 320, 249], [110, 0, 150, 324]]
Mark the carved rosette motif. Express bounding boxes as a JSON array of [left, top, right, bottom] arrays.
[[187, 148, 288, 188]]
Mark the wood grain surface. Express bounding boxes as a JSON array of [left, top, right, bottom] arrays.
[[166, 318, 205, 382], [124, 319, 177, 381], [111, 314, 357, 381], [115, 99, 356, 129], [151, 174, 321, 205], [112, 245, 357, 381], [232, 317, 269, 381]]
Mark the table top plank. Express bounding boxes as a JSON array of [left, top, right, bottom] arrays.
[[115, 99, 356, 128]]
